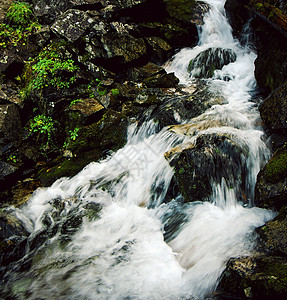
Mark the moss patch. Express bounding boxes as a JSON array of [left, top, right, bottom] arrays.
[[264, 144, 287, 183]]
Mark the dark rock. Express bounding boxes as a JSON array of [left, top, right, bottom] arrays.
[[0, 49, 18, 73], [255, 144, 287, 211], [259, 81, 287, 135], [0, 104, 21, 147], [188, 47, 237, 79], [151, 83, 225, 128], [257, 206, 287, 257], [250, 12, 287, 93], [166, 132, 249, 203], [0, 211, 29, 266], [224, 0, 251, 38], [0, 84, 23, 108], [51, 9, 94, 42], [218, 255, 287, 299], [0, 161, 18, 179], [27, 25, 51, 48]]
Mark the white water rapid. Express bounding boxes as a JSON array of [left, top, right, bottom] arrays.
[[2, 0, 276, 299]]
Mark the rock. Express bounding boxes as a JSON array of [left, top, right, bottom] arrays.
[[224, 0, 251, 38], [188, 47, 237, 79], [0, 211, 29, 266], [143, 72, 179, 88], [255, 144, 287, 211], [257, 206, 287, 257], [0, 104, 21, 147], [38, 110, 128, 185], [151, 82, 225, 128], [27, 25, 51, 48], [0, 161, 18, 180], [146, 36, 172, 63], [250, 11, 287, 93], [0, 0, 13, 22], [166, 132, 249, 204], [259, 81, 287, 135], [34, 0, 74, 24], [68, 97, 105, 125], [0, 84, 24, 108], [218, 255, 287, 299], [0, 49, 18, 73], [164, 0, 199, 23], [51, 9, 94, 42]]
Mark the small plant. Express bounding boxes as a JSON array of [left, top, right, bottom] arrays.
[[111, 88, 120, 97], [7, 1, 34, 26], [63, 127, 80, 149], [95, 79, 107, 96], [69, 99, 84, 107], [69, 127, 80, 141], [8, 154, 17, 163], [0, 1, 40, 50], [22, 43, 78, 97], [28, 114, 56, 149]]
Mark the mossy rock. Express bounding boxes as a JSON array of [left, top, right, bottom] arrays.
[[164, 0, 196, 22], [264, 144, 287, 183], [255, 144, 287, 210], [38, 110, 128, 185], [218, 255, 287, 298], [257, 205, 287, 256]]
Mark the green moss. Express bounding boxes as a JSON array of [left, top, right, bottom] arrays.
[[164, 0, 196, 21], [264, 145, 287, 183]]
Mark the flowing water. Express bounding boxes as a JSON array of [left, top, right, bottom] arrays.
[[2, 0, 276, 299]]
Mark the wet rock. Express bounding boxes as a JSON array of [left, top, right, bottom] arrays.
[[257, 206, 287, 257], [151, 83, 225, 127], [0, 211, 29, 266], [255, 144, 287, 211], [224, 0, 251, 38], [0, 104, 21, 147], [218, 255, 287, 299], [251, 12, 287, 93], [259, 81, 287, 135], [188, 47, 237, 79], [51, 9, 94, 42], [164, 0, 205, 23], [166, 132, 248, 203]]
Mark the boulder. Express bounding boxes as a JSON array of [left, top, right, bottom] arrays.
[[51, 9, 94, 42], [151, 82, 225, 128], [67, 97, 105, 125], [259, 81, 287, 135], [0, 104, 21, 148], [188, 47, 237, 79], [257, 206, 287, 257], [218, 255, 287, 299], [0, 211, 29, 266], [255, 144, 287, 211], [224, 0, 251, 38], [166, 132, 249, 204]]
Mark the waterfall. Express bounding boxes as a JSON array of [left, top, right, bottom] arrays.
[[2, 0, 276, 299]]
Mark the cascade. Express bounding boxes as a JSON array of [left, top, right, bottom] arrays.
[[1, 0, 276, 299]]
